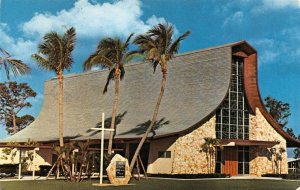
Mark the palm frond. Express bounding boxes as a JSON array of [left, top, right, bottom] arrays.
[[152, 61, 159, 73], [0, 48, 30, 79], [103, 68, 115, 94], [31, 54, 53, 72], [119, 65, 125, 80], [32, 28, 76, 75], [168, 30, 191, 58], [3, 62, 10, 80], [6, 58, 31, 76], [83, 53, 113, 71], [124, 50, 144, 63], [62, 27, 76, 71], [124, 33, 134, 48]]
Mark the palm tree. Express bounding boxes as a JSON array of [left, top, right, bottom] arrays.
[[276, 147, 286, 174], [32, 27, 76, 148], [129, 23, 190, 172], [84, 34, 137, 155], [0, 48, 30, 80], [201, 137, 223, 173]]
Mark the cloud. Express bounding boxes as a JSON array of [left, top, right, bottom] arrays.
[[22, 0, 166, 39], [260, 51, 279, 64], [252, 39, 275, 48], [223, 11, 244, 27], [282, 27, 300, 41], [251, 0, 299, 14], [251, 38, 279, 65], [1, 0, 170, 68], [0, 23, 36, 64], [261, 0, 299, 9]]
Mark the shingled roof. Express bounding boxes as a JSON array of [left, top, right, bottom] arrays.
[[3, 42, 234, 142], [4, 41, 298, 147]]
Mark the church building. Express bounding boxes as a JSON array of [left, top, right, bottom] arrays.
[[2, 41, 300, 176]]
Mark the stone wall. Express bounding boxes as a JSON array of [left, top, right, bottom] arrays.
[[249, 108, 288, 176], [172, 116, 216, 174]]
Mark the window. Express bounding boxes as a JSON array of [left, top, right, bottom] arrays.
[[158, 151, 171, 158], [238, 146, 250, 175], [215, 148, 222, 173], [216, 57, 250, 140]]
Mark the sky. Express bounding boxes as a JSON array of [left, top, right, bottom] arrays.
[[0, 0, 300, 148]]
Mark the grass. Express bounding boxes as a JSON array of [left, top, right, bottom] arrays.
[[0, 178, 299, 190]]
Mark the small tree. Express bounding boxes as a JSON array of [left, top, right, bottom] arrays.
[[271, 147, 286, 174], [0, 82, 36, 134], [46, 140, 92, 182], [286, 128, 296, 139], [264, 96, 291, 128], [5, 115, 34, 135], [276, 147, 286, 174], [293, 135, 300, 159], [201, 137, 222, 174]]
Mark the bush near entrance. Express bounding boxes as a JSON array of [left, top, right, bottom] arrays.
[[148, 173, 230, 179], [262, 173, 300, 179]]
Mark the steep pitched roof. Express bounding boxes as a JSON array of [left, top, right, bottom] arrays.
[[3, 42, 233, 142], [3, 40, 299, 147]]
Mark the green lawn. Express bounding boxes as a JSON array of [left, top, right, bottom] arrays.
[[0, 178, 299, 190]]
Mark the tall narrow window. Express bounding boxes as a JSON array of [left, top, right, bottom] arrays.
[[238, 146, 250, 175], [215, 148, 222, 173], [216, 56, 250, 140]]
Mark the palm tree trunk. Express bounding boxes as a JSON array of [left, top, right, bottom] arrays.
[[108, 68, 120, 156], [12, 112, 17, 134], [129, 63, 167, 172], [58, 70, 64, 147], [209, 150, 212, 174]]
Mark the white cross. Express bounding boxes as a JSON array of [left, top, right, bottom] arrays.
[[91, 112, 114, 185]]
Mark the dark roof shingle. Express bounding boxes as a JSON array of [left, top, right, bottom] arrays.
[[3, 43, 233, 142]]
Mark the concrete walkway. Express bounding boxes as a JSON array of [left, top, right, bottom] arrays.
[[146, 176, 285, 181], [0, 176, 48, 181]]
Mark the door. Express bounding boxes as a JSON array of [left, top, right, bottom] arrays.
[[222, 147, 238, 176]]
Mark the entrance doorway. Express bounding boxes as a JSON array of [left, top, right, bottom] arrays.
[[223, 147, 238, 176], [220, 146, 249, 176]]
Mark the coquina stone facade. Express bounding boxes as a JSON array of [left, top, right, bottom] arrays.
[[147, 108, 289, 176], [249, 108, 288, 176], [171, 116, 216, 174]]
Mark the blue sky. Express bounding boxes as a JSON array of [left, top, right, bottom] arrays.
[[0, 0, 300, 144]]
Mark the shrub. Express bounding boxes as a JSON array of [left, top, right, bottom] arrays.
[[283, 173, 300, 179], [148, 173, 230, 179], [39, 165, 52, 176], [261, 173, 300, 179], [261, 174, 287, 178], [0, 164, 18, 174]]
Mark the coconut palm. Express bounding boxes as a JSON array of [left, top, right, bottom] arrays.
[[201, 137, 223, 173], [84, 33, 137, 155], [32, 27, 76, 148], [0, 48, 30, 80], [129, 23, 190, 172]]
